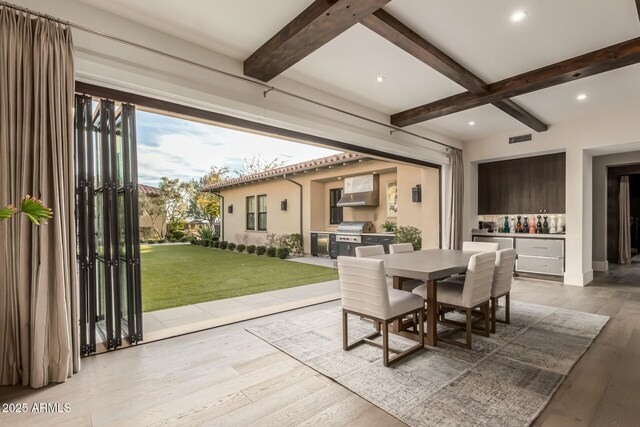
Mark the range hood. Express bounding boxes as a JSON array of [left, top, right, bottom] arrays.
[[337, 174, 379, 207]]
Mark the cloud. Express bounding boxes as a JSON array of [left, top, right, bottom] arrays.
[[135, 111, 341, 186]]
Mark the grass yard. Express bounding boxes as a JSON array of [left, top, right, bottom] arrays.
[[140, 244, 338, 312]]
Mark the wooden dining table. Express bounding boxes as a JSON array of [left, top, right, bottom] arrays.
[[372, 249, 477, 346]]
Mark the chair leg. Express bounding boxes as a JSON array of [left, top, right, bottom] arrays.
[[418, 308, 425, 347], [490, 297, 497, 334], [465, 308, 472, 349], [483, 302, 490, 336], [505, 292, 511, 324], [342, 310, 348, 351], [382, 321, 390, 367]]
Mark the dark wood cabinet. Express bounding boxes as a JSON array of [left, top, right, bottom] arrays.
[[477, 153, 565, 215]]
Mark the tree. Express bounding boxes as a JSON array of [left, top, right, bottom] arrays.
[[139, 177, 190, 239], [234, 155, 286, 176], [187, 166, 229, 223]]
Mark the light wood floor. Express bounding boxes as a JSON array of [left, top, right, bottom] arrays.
[[1, 269, 640, 426]]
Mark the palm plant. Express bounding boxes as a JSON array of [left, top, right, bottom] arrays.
[[0, 196, 52, 225]]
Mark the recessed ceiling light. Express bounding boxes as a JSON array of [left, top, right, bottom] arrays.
[[376, 76, 385, 83], [468, 121, 476, 126], [510, 10, 527, 22], [576, 93, 588, 101]]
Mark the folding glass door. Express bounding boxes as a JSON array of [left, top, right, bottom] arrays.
[[75, 94, 142, 355]]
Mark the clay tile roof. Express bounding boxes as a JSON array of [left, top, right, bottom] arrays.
[[204, 152, 364, 191], [138, 184, 160, 196]]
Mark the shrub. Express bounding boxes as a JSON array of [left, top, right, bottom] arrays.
[[247, 245, 256, 254], [276, 247, 290, 259], [180, 236, 190, 242], [168, 238, 176, 243], [212, 240, 220, 248], [147, 239, 156, 244], [266, 246, 277, 257], [213, 236, 219, 242], [256, 245, 266, 256], [158, 239, 166, 244], [265, 233, 279, 247], [394, 225, 422, 251], [190, 238, 197, 245], [140, 239, 146, 244], [237, 244, 246, 253], [280, 233, 303, 257], [219, 241, 228, 249], [228, 243, 236, 251], [203, 239, 211, 247]]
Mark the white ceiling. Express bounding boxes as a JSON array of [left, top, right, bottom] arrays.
[[74, 0, 640, 141]]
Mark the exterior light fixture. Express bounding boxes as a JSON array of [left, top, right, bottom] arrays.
[[412, 184, 422, 203], [227, 204, 233, 214], [281, 199, 288, 211]]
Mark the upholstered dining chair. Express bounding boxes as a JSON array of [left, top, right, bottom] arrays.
[[413, 252, 496, 349], [388, 243, 414, 254], [388, 243, 425, 293], [489, 248, 517, 333], [462, 241, 500, 252], [355, 245, 385, 258], [337, 256, 425, 366]]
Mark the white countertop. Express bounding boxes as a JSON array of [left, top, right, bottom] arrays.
[[472, 231, 566, 239]]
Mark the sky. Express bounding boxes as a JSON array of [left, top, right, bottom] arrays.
[[136, 110, 341, 186]]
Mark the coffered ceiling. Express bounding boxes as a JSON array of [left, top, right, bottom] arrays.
[[74, 0, 640, 141]]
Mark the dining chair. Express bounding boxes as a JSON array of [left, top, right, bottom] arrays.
[[462, 241, 500, 252], [388, 243, 425, 293], [337, 256, 425, 366], [388, 243, 414, 254], [489, 248, 517, 333], [355, 245, 385, 258], [413, 252, 496, 349]]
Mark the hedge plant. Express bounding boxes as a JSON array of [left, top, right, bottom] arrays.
[[256, 245, 266, 256], [266, 246, 277, 257], [247, 245, 256, 254], [276, 247, 290, 259], [237, 244, 246, 252], [227, 242, 236, 251], [219, 241, 228, 249], [212, 240, 220, 248], [394, 225, 422, 251]]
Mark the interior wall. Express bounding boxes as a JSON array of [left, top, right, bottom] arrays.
[[10, 0, 461, 168], [592, 152, 640, 270], [464, 105, 640, 286]]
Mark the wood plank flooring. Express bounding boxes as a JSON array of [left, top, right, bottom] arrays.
[[1, 268, 640, 426]]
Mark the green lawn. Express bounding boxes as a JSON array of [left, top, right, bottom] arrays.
[[141, 244, 338, 312]]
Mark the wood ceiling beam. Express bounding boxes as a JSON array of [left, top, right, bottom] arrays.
[[391, 37, 640, 127], [361, 9, 547, 132], [244, 0, 391, 82]]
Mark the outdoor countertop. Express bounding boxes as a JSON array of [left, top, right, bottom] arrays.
[[472, 231, 566, 240], [310, 231, 396, 237]]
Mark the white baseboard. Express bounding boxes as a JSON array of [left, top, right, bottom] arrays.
[[592, 260, 609, 272]]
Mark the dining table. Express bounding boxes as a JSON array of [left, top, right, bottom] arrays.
[[372, 248, 477, 346]]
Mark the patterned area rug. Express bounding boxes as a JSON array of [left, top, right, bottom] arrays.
[[246, 301, 609, 427]]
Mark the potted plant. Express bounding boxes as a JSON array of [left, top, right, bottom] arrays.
[[380, 220, 397, 233]]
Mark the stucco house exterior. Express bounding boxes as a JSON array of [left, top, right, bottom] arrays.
[[205, 153, 441, 254]]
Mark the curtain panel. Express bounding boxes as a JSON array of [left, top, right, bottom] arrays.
[[446, 149, 464, 250], [619, 176, 632, 265], [0, 6, 79, 388]]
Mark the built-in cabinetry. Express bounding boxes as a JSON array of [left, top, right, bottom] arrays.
[[472, 234, 565, 277], [478, 153, 566, 215], [310, 232, 394, 258]]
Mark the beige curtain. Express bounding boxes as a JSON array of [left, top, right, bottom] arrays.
[[619, 176, 632, 264], [446, 149, 464, 250], [0, 6, 79, 388]]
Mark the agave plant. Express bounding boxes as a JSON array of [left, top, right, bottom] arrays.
[[197, 225, 216, 241], [0, 196, 53, 225]]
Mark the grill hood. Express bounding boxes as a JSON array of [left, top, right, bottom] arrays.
[[337, 174, 379, 207]]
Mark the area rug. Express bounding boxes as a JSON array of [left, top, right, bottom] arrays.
[[246, 301, 609, 427]]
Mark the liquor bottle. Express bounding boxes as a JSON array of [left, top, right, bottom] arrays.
[[536, 215, 542, 234], [517, 216, 523, 233], [529, 215, 536, 234], [542, 216, 549, 234], [504, 216, 510, 233], [523, 216, 529, 233]]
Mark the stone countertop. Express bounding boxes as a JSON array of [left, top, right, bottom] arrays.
[[310, 231, 396, 237], [472, 231, 566, 239]]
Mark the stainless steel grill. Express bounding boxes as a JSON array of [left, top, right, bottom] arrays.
[[336, 221, 376, 234]]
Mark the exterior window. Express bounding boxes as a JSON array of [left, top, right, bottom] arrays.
[[246, 196, 255, 230], [329, 188, 343, 225], [257, 195, 267, 231]]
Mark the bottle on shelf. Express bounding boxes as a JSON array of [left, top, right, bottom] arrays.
[[516, 216, 523, 233], [542, 216, 549, 234], [529, 215, 536, 234], [549, 215, 557, 234], [504, 215, 510, 233], [536, 215, 543, 234], [523, 215, 529, 233]]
